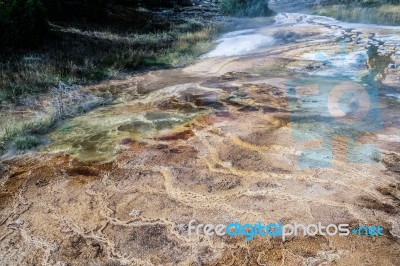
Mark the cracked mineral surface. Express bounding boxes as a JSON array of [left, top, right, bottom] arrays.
[[1, 13, 400, 266]]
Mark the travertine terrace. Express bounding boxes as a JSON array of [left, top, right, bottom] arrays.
[[1, 13, 399, 265]]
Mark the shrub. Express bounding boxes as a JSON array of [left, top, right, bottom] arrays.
[[220, 0, 274, 17], [14, 135, 41, 150]]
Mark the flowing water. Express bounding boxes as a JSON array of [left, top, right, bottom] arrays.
[[1, 12, 400, 265]]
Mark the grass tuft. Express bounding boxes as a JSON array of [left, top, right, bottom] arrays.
[[14, 135, 42, 151]]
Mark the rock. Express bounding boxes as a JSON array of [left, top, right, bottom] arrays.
[[391, 54, 400, 65], [378, 48, 388, 56], [391, 223, 400, 240], [120, 138, 135, 145]]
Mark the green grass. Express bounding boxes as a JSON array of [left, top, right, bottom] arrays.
[[313, 4, 400, 25], [14, 135, 42, 151]]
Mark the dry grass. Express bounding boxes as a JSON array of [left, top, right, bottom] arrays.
[[0, 82, 112, 151], [0, 8, 221, 104], [377, 4, 400, 23], [313, 4, 400, 25], [0, 115, 55, 150], [0, 7, 222, 152]]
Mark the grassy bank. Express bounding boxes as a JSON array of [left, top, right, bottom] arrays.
[[0, 83, 113, 151], [0, 6, 220, 104], [0, 1, 278, 154], [0, 4, 222, 153], [313, 4, 400, 25]]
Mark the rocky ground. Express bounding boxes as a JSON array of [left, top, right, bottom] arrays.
[[0, 12, 399, 266]]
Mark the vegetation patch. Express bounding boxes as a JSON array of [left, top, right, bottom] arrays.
[[0, 1, 224, 155], [313, 1, 400, 25], [0, 115, 55, 151], [220, 0, 274, 17], [0, 2, 221, 104], [14, 135, 42, 151], [58, 123, 80, 133]]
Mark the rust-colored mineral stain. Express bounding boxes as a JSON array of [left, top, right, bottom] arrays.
[[156, 129, 195, 141]]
